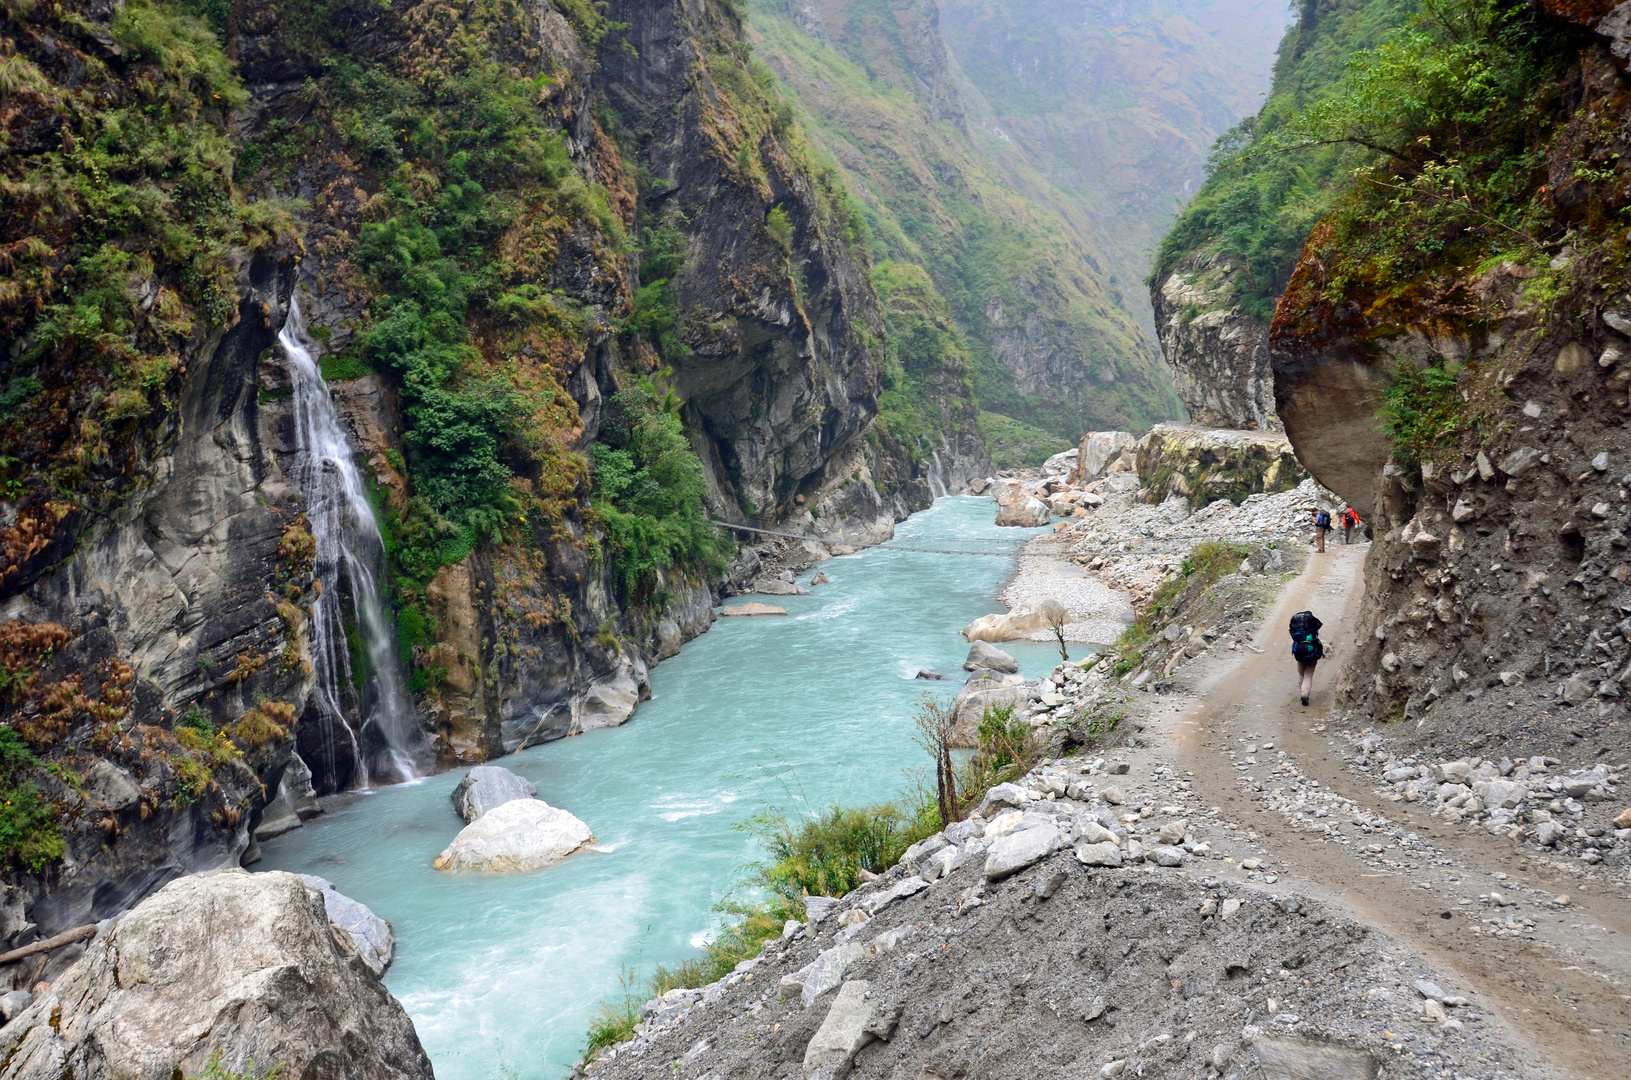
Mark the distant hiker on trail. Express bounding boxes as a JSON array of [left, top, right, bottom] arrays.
[[1289, 610, 1324, 706], [1311, 508, 1331, 552], [1342, 506, 1360, 545]]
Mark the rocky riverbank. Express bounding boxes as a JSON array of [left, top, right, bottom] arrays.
[[990, 474, 1339, 647], [577, 528, 1631, 1080], [579, 752, 1536, 1080]]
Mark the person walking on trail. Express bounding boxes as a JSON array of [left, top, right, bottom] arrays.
[[1342, 506, 1360, 545], [1289, 610, 1324, 706], [1312, 508, 1331, 553]]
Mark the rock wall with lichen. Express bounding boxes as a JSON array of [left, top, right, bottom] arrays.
[[1150, 250, 1280, 431]]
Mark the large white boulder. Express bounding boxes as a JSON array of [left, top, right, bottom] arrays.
[[451, 765, 538, 823], [433, 798, 595, 873], [1078, 431, 1137, 481], [960, 599, 1068, 642], [1040, 449, 1079, 480], [994, 493, 1050, 527], [0, 870, 431, 1080]]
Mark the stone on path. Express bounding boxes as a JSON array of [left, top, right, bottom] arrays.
[[1074, 842, 1122, 867], [451, 765, 537, 824], [984, 824, 1060, 880], [1146, 844, 1187, 867], [1254, 1037, 1377, 1080], [433, 798, 594, 873]]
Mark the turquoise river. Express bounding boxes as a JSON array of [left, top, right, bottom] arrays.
[[256, 496, 1090, 1078]]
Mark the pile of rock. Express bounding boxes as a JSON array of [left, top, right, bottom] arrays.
[[1352, 742, 1630, 865], [580, 755, 1525, 1080], [434, 766, 595, 873]]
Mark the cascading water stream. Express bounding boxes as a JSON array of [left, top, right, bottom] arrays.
[[280, 297, 417, 784], [929, 449, 950, 499]]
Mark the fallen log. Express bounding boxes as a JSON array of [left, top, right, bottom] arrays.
[[0, 923, 97, 966]]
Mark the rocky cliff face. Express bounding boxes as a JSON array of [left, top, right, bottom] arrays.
[[1262, 1, 1631, 763], [1150, 249, 1280, 431], [0, 0, 947, 956], [1148, 0, 1413, 433], [1135, 424, 1305, 508]]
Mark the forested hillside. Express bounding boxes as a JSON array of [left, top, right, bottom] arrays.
[[750, 0, 1183, 466], [1148, 0, 1416, 428], [938, 0, 1291, 316]]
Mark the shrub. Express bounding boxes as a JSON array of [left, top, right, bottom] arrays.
[[1379, 360, 1462, 470], [765, 204, 793, 251], [0, 728, 65, 872], [229, 701, 296, 751], [590, 386, 727, 607], [746, 803, 914, 906]]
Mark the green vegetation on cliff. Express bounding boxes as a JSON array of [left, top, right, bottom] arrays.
[[1154, 0, 1417, 317], [592, 385, 729, 607], [243, 6, 626, 586], [749, 0, 1181, 438], [937, 0, 1291, 311], [0, 0, 277, 522], [1274, 0, 1592, 471]]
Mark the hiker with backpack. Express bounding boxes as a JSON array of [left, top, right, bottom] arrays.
[[1311, 508, 1331, 552], [1289, 610, 1324, 706], [1342, 506, 1360, 545]]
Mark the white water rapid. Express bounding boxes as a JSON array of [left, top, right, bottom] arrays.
[[929, 448, 950, 499], [281, 296, 417, 783]]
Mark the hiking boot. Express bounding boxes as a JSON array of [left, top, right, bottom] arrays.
[[1301, 695, 1309, 706]]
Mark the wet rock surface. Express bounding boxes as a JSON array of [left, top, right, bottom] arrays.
[[432, 798, 595, 874], [451, 765, 539, 824]]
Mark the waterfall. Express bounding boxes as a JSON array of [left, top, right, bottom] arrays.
[[280, 297, 417, 784], [929, 449, 950, 500]]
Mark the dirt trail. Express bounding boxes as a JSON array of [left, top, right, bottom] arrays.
[[1166, 544, 1631, 1078]]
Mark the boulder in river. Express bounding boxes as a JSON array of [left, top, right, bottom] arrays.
[[0, 869, 432, 1080], [452, 765, 539, 824], [296, 874, 395, 976], [750, 577, 811, 596], [994, 492, 1050, 527], [960, 599, 1067, 642], [963, 641, 1019, 673], [719, 602, 788, 617], [433, 798, 595, 873]]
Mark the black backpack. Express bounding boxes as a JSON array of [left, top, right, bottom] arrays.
[[1315, 510, 1331, 529], [1289, 610, 1323, 661]]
